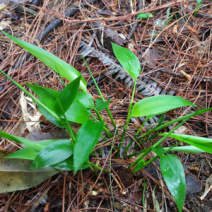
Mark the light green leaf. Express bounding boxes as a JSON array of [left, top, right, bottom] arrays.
[[164, 145, 205, 154], [65, 101, 90, 123], [75, 92, 94, 109], [96, 98, 111, 111], [2, 31, 87, 92], [74, 120, 104, 174], [162, 133, 212, 154], [30, 139, 74, 169], [137, 12, 153, 19], [5, 147, 39, 160], [160, 154, 185, 212], [54, 76, 80, 117], [112, 42, 141, 80], [131, 95, 195, 117]]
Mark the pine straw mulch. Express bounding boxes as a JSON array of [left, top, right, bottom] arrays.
[[0, 0, 212, 211]]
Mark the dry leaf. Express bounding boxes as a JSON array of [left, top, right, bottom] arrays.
[[0, 150, 58, 193]]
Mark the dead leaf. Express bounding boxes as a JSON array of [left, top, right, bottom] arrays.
[[0, 150, 58, 193]]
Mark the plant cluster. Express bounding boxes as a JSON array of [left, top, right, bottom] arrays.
[[0, 31, 212, 212]]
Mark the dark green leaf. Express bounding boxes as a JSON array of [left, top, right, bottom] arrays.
[[2, 31, 87, 92], [74, 120, 104, 174], [52, 156, 89, 171], [96, 98, 111, 111], [112, 43, 141, 80], [38, 105, 65, 127], [160, 154, 185, 212], [131, 95, 195, 117], [31, 139, 74, 169], [27, 83, 59, 111], [54, 76, 81, 117], [162, 133, 212, 154]]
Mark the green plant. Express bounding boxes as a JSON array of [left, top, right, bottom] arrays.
[[1, 31, 212, 211], [194, 0, 203, 16]]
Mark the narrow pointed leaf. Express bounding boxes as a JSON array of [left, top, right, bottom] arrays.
[[112, 42, 141, 80], [27, 83, 59, 111], [2, 31, 87, 92], [31, 139, 74, 169], [164, 145, 205, 153], [131, 95, 195, 117], [74, 120, 104, 174], [54, 76, 80, 117], [5, 147, 39, 160], [96, 98, 111, 111], [0, 131, 43, 151], [162, 133, 212, 153], [160, 154, 185, 212]]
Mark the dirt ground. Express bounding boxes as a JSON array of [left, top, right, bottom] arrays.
[[0, 0, 211, 211]]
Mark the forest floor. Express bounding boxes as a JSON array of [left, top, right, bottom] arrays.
[[0, 0, 212, 211]]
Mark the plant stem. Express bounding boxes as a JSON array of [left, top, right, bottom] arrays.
[[57, 99, 76, 142], [82, 56, 117, 130], [123, 117, 149, 155], [90, 113, 113, 138], [129, 116, 191, 169], [90, 162, 108, 174], [118, 80, 136, 154], [136, 108, 212, 141], [0, 69, 60, 122]]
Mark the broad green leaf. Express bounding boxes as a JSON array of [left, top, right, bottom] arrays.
[[112, 43, 141, 80], [28, 83, 94, 109], [162, 133, 212, 154], [5, 147, 39, 160], [28, 82, 91, 124], [75, 92, 94, 109], [31, 139, 74, 169], [74, 120, 104, 174], [96, 98, 111, 111], [52, 156, 89, 170], [2, 31, 87, 92], [65, 101, 90, 123], [164, 145, 205, 154], [0, 150, 58, 193], [131, 95, 195, 117], [54, 76, 81, 117], [160, 154, 185, 212], [0, 131, 43, 151]]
